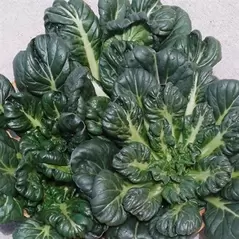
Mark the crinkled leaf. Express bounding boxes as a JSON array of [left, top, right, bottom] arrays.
[[202, 80, 239, 157], [4, 93, 44, 133], [113, 68, 159, 106], [13, 219, 64, 239], [0, 130, 20, 196], [184, 67, 217, 116], [144, 83, 187, 139], [45, 0, 102, 81], [123, 184, 162, 221], [104, 13, 153, 47], [71, 138, 118, 197], [131, 0, 161, 13], [221, 170, 239, 201], [91, 170, 127, 226], [156, 6, 192, 48], [152, 202, 202, 237], [63, 66, 96, 120], [113, 142, 152, 183], [189, 155, 232, 197], [102, 99, 145, 145], [105, 216, 152, 239], [0, 194, 23, 223], [15, 159, 44, 203], [20, 131, 68, 166], [98, 0, 130, 26], [13, 34, 70, 95], [41, 198, 94, 238], [183, 103, 215, 146], [0, 75, 15, 127], [85, 96, 110, 136], [162, 177, 198, 204], [205, 197, 239, 239], [173, 30, 222, 68], [37, 164, 72, 182], [41, 91, 67, 120], [100, 40, 158, 94]]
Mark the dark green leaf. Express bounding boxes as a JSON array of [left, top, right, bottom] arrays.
[[0, 194, 23, 223], [98, 0, 130, 26], [71, 138, 118, 197], [205, 197, 239, 239], [105, 216, 152, 239], [85, 96, 110, 136], [63, 66, 96, 120], [188, 155, 232, 196], [102, 99, 145, 145], [45, 0, 102, 81], [41, 198, 94, 238], [0, 75, 15, 127], [152, 202, 202, 237], [13, 219, 64, 239], [113, 142, 152, 183], [91, 170, 128, 226], [0, 130, 20, 196], [221, 170, 239, 201], [13, 34, 70, 95], [15, 159, 44, 203], [131, 0, 161, 13], [41, 91, 67, 120], [100, 40, 158, 94], [162, 177, 198, 204], [104, 13, 153, 47], [4, 92, 44, 134], [173, 30, 221, 68], [113, 68, 159, 106], [123, 184, 162, 221]]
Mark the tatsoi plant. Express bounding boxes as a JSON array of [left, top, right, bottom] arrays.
[[0, 0, 238, 239]]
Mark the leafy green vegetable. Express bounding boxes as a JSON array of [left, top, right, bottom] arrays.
[[45, 0, 102, 81], [0, 0, 238, 238], [71, 138, 118, 197], [13, 34, 71, 95], [0, 75, 15, 127], [204, 197, 239, 239], [13, 219, 64, 239]]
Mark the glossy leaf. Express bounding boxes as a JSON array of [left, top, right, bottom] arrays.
[[15, 159, 44, 203], [105, 216, 152, 239], [71, 138, 118, 197], [0, 75, 15, 127], [45, 0, 102, 81], [173, 30, 222, 68], [98, 0, 130, 26], [41, 91, 67, 120], [63, 66, 96, 120], [162, 177, 198, 204], [91, 170, 128, 226], [85, 96, 110, 136], [205, 197, 239, 239], [41, 198, 94, 238], [189, 155, 232, 197], [0, 194, 23, 223], [104, 13, 153, 47], [153, 202, 202, 237], [0, 130, 20, 196], [100, 41, 158, 94], [113, 142, 152, 183], [13, 219, 64, 239], [123, 184, 162, 221], [4, 93, 44, 133], [13, 34, 70, 95]]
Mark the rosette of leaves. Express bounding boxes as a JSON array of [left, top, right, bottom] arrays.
[[0, 0, 237, 238]]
